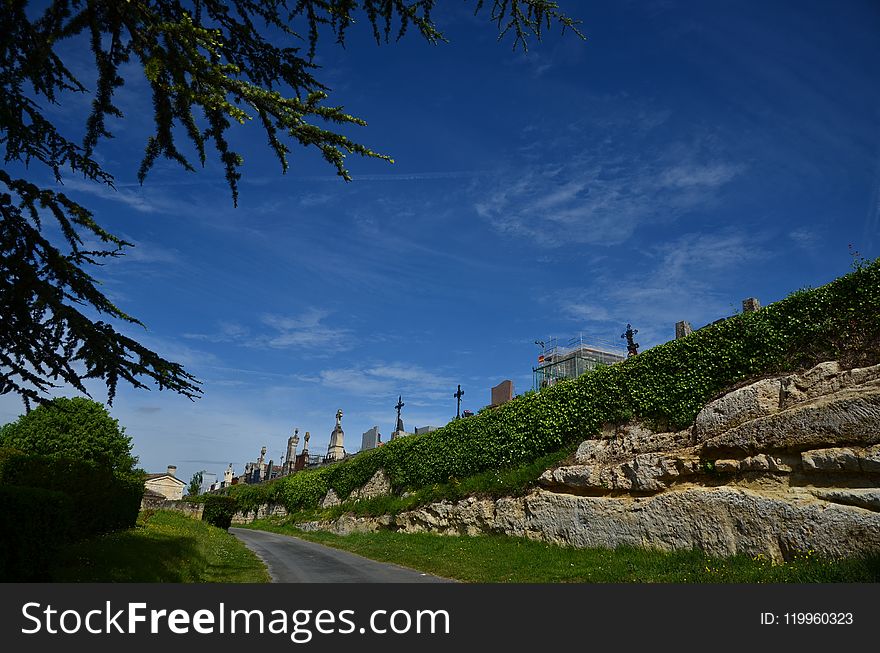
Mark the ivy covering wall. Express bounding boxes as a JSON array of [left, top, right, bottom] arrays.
[[227, 259, 880, 513]]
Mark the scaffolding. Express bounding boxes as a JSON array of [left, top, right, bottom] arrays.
[[533, 334, 626, 390]]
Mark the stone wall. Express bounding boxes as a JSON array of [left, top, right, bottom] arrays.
[[231, 503, 289, 524], [140, 495, 205, 519], [295, 361, 880, 562]]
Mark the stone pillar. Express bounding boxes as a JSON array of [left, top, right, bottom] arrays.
[[742, 297, 761, 313], [675, 321, 693, 339]]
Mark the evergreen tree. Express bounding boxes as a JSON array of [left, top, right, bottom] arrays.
[[0, 1, 582, 408]]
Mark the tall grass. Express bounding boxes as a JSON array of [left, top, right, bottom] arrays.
[[51, 510, 269, 582]]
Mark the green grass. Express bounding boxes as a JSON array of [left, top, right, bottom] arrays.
[[51, 510, 270, 582], [242, 524, 880, 583]]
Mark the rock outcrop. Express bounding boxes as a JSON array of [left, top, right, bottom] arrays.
[[295, 361, 880, 561]]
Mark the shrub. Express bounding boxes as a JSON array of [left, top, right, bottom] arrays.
[[0, 452, 143, 539], [202, 495, 239, 530], [0, 485, 72, 581]]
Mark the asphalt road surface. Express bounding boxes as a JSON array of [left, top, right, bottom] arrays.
[[230, 528, 454, 583]]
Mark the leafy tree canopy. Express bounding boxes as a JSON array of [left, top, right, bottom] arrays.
[[188, 470, 204, 496], [0, 396, 138, 474], [0, 1, 582, 409]]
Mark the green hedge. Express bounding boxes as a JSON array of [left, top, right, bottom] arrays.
[[0, 485, 73, 581], [202, 495, 239, 530], [0, 452, 143, 539], [226, 259, 880, 512]]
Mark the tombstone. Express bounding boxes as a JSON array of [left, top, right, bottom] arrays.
[[327, 409, 345, 461], [361, 426, 380, 451], [223, 464, 234, 486], [200, 472, 217, 494], [414, 426, 439, 435], [294, 432, 311, 471], [491, 380, 514, 407], [285, 429, 300, 474], [742, 297, 761, 313], [675, 321, 693, 339]]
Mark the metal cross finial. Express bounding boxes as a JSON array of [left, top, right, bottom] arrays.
[[454, 384, 464, 419]]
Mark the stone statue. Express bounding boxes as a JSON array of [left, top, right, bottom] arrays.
[[335, 409, 343, 429]]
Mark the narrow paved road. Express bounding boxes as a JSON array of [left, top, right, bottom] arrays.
[[230, 528, 453, 583]]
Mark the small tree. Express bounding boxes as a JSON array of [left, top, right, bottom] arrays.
[[0, 397, 137, 475], [188, 471, 204, 497]]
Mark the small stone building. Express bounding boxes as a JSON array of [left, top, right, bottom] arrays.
[[144, 465, 186, 500]]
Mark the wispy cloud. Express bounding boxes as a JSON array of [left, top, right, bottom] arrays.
[[184, 308, 354, 353], [260, 309, 353, 351], [56, 177, 177, 214], [318, 361, 455, 401], [553, 230, 770, 347], [789, 228, 822, 250], [472, 93, 744, 248], [475, 144, 744, 247]]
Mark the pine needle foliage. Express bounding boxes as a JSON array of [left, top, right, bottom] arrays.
[[0, 1, 583, 408]]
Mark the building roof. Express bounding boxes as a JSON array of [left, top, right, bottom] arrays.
[[144, 473, 186, 486]]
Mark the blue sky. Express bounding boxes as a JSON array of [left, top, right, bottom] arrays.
[[2, 0, 879, 486]]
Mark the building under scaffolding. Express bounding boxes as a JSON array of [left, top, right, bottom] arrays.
[[533, 334, 626, 390]]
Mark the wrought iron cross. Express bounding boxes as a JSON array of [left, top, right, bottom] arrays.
[[395, 395, 404, 430], [621, 323, 640, 357], [454, 384, 464, 419]]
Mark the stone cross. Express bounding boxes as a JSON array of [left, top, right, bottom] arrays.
[[335, 409, 343, 429], [454, 384, 464, 419]]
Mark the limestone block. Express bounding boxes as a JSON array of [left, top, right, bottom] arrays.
[[702, 387, 880, 454], [349, 468, 392, 501], [714, 454, 792, 473], [801, 448, 861, 472], [812, 489, 880, 512], [576, 424, 689, 465], [541, 453, 698, 492], [694, 378, 782, 441], [518, 488, 880, 562], [801, 444, 880, 473], [320, 488, 341, 509], [780, 361, 880, 409]]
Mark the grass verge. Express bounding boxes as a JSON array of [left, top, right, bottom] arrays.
[[242, 523, 880, 583], [51, 509, 270, 582]]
